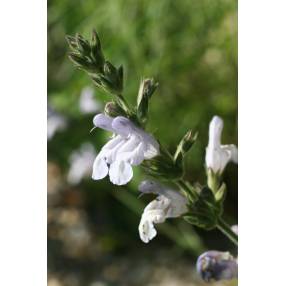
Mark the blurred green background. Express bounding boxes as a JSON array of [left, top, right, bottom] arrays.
[[48, 0, 237, 285]]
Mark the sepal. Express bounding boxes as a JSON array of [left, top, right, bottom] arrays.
[[215, 183, 226, 205], [136, 78, 158, 125], [174, 130, 198, 166], [141, 152, 183, 180], [184, 186, 223, 230], [104, 102, 127, 117]]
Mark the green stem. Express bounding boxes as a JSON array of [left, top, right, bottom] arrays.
[[116, 94, 131, 115], [176, 179, 198, 203], [217, 217, 238, 246]]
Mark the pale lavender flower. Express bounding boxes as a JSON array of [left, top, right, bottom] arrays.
[[79, 86, 102, 114], [138, 180, 188, 243], [92, 114, 159, 185], [196, 250, 238, 282], [67, 143, 97, 185], [206, 116, 238, 174], [47, 106, 67, 140]]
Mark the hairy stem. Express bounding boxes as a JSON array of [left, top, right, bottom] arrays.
[[217, 217, 238, 246], [116, 94, 131, 115], [176, 179, 198, 202]]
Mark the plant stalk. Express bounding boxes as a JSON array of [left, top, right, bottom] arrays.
[[216, 217, 238, 246], [176, 179, 198, 202]]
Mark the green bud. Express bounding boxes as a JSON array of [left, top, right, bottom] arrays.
[[104, 102, 126, 117], [68, 53, 87, 67], [66, 35, 78, 50], [91, 29, 101, 50], [76, 34, 91, 56], [104, 61, 117, 81], [137, 78, 158, 125], [91, 29, 105, 72], [99, 75, 118, 94], [102, 62, 123, 94], [67, 29, 124, 97], [174, 130, 198, 166]]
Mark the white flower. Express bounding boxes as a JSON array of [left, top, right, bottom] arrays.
[[67, 143, 97, 185], [92, 114, 160, 185], [138, 180, 188, 243], [206, 116, 238, 174], [47, 106, 67, 140], [79, 86, 102, 114]]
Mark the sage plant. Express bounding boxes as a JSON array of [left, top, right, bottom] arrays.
[[66, 30, 238, 282]]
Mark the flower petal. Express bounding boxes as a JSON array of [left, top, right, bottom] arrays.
[[139, 181, 188, 217], [138, 201, 167, 243], [221, 144, 238, 164], [139, 215, 157, 243], [93, 113, 114, 132], [109, 160, 133, 185], [208, 116, 223, 148], [112, 116, 135, 137], [138, 180, 164, 194], [142, 134, 160, 159], [101, 136, 127, 164], [206, 146, 230, 174], [92, 154, 109, 180], [112, 116, 160, 159], [101, 135, 123, 151], [164, 192, 188, 217], [116, 135, 138, 153], [117, 142, 145, 166]]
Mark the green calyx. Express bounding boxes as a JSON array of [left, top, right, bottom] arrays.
[[184, 186, 224, 230]]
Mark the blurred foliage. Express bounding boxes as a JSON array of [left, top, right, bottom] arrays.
[[48, 0, 237, 284]]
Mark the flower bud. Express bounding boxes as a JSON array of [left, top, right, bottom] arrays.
[[76, 34, 91, 55], [66, 35, 78, 50], [137, 78, 158, 125], [196, 251, 238, 282], [104, 102, 126, 117], [174, 130, 198, 164]]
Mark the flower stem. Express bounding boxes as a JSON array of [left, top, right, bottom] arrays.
[[176, 179, 198, 203], [216, 217, 238, 246], [116, 94, 131, 115]]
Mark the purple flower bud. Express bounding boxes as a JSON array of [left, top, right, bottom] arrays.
[[196, 251, 238, 282]]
